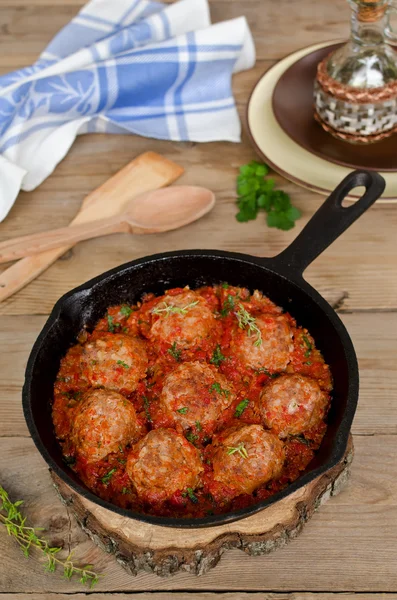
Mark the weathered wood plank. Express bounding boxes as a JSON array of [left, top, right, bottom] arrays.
[[0, 1, 350, 64], [0, 312, 395, 438], [0, 434, 396, 592], [3, 595, 397, 600]]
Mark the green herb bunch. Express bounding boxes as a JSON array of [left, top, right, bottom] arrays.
[[0, 484, 100, 588], [236, 160, 301, 231]]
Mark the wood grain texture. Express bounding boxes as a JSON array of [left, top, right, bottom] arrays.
[[0, 434, 396, 593], [4, 596, 397, 600], [1, 313, 395, 438]]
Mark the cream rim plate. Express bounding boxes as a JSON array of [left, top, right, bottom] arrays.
[[247, 41, 397, 202]]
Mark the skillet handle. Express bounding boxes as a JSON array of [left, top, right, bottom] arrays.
[[273, 170, 386, 276]]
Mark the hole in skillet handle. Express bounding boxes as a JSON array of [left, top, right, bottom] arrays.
[[273, 170, 386, 277]]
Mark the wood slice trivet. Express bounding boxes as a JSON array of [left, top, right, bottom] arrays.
[[51, 435, 353, 577]]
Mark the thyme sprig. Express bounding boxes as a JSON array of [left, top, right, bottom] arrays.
[[235, 304, 262, 347], [0, 485, 101, 588], [227, 442, 249, 460], [152, 300, 199, 317]]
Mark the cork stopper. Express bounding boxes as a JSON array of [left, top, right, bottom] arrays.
[[355, 0, 387, 22]]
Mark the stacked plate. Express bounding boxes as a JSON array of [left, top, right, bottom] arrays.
[[247, 41, 397, 201]]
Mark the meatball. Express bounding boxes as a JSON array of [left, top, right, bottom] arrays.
[[72, 388, 142, 462], [81, 333, 147, 394], [260, 374, 328, 438], [211, 424, 285, 498], [126, 428, 203, 504], [149, 290, 216, 349], [159, 361, 235, 433], [231, 313, 293, 371]]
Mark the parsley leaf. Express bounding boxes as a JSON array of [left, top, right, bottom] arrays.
[[120, 304, 132, 318], [234, 398, 249, 418], [186, 487, 198, 504], [177, 407, 188, 414], [117, 360, 130, 369], [302, 335, 313, 357], [185, 431, 198, 445], [107, 315, 120, 333], [210, 382, 230, 398], [142, 395, 152, 423], [210, 345, 225, 367], [168, 342, 182, 362], [220, 294, 235, 317], [235, 161, 301, 230]]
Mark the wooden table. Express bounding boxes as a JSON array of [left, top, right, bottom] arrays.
[[1, 1, 397, 599]]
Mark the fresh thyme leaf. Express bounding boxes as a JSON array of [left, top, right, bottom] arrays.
[[0, 485, 101, 587], [235, 161, 301, 230], [101, 468, 116, 485], [142, 395, 152, 423], [220, 294, 235, 317], [210, 382, 230, 398], [235, 304, 262, 347], [120, 304, 132, 318], [195, 420, 202, 431], [302, 335, 313, 357], [177, 407, 188, 414], [234, 398, 249, 418], [257, 368, 279, 378], [210, 345, 225, 367], [116, 360, 130, 369], [152, 300, 199, 317], [227, 442, 249, 459], [186, 487, 198, 504], [168, 342, 182, 362]]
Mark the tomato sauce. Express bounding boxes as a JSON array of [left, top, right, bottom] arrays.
[[52, 284, 332, 519]]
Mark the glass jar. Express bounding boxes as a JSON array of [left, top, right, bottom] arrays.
[[314, 0, 397, 144]]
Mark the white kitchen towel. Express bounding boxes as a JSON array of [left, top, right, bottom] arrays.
[[0, 0, 255, 222]]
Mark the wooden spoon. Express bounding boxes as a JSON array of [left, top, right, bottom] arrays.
[[0, 186, 215, 264]]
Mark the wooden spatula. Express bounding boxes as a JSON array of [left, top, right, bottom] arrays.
[[0, 152, 184, 302]]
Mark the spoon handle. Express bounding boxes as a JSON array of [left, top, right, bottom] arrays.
[[0, 216, 132, 264]]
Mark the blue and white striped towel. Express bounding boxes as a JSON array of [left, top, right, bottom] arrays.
[[0, 0, 255, 222]]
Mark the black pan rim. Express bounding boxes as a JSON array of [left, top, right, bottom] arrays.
[[23, 248, 358, 529]]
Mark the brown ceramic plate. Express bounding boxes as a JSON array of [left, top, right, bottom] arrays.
[[272, 43, 397, 172]]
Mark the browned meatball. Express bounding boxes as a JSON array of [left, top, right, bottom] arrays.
[[126, 428, 203, 504], [159, 361, 235, 434], [80, 333, 147, 394], [211, 424, 285, 498], [72, 388, 141, 462], [260, 374, 328, 438], [231, 312, 293, 371], [149, 290, 216, 349]]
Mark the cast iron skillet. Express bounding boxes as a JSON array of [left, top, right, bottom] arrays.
[[23, 169, 385, 529]]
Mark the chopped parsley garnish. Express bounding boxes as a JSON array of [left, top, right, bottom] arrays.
[[235, 304, 262, 347], [257, 368, 279, 378], [63, 390, 82, 401], [195, 420, 202, 431], [177, 407, 188, 414], [227, 442, 249, 459], [234, 398, 249, 418], [152, 300, 199, 317], [142, 395, 152, 423], [185, 431, 198, 445], [235, 160, 301, 230], [107, 314, 120, 333], [210, 382, 230, 398], [168, 342, 182, 362], [305, 361, 312, 366], [186, 487, 198, 504], [220, 294, 235, 317], [210, 345, 225, 367], [117, 360, 130, 369], [302, 335, 313, 357], [120, 304, 132, 318], [221, 282, 229, 289], [101, 468, 116, 485], [121, 487, 130, 495]]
